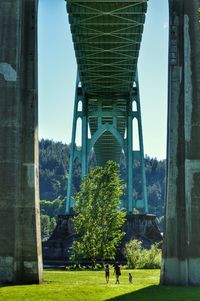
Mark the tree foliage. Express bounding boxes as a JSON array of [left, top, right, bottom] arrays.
[[70, 161, 126, 263], [123, 239, 161, 269], [39, 139, 166, 237], [40, 214, 56, 240], [39, 139, 70, 200], [40, 197, 66, 218], [39, 140, 166, 218], [40, 197, 66, 240]]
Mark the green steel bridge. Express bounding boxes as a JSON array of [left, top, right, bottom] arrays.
[[1, 0, 200, 287], [66, 0, 148, 214]]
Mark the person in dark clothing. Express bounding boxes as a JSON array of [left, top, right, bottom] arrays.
[[114, 263, 121, 284], [105, 264, 110, 283]]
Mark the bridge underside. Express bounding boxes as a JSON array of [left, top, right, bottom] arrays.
[[66, 0, 148, 214]]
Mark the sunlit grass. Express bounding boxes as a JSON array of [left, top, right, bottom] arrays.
[[0, 269, 200, 301]]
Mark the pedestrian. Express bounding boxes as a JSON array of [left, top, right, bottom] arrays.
[[105, 264, 110, 283], [114, 263, 121, 284], [129, 273, 133, 284]]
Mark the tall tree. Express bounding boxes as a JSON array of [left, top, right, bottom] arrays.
[[70, 161, 126, 263]]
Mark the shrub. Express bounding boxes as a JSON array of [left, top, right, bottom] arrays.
[[123, 239, 142, 269], [65, 263, 104, 271], [123, 240, 161, 269]]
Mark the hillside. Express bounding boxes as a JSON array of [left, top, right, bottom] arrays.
[[39, 139, 166, 238]]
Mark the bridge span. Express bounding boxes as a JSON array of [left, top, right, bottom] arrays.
[[66, 0, 148, 214], [0, 0, 200, 287]]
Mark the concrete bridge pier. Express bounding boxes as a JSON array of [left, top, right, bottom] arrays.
[[161, 0, 200, 285], [0, 0, 42, 283]]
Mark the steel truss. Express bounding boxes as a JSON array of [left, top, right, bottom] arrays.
[[66, 71, 148, 214]]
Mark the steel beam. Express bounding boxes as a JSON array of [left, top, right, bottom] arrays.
[[66, 74, 82, 213], [126, 72, 148, 213], [66, 72, 148, 214], [135, 72, 148, 213], [127, 99, 133, 212]]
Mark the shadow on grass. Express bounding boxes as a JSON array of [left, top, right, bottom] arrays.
[[0, 284, 15, 288], [105, 285, 200, 301]]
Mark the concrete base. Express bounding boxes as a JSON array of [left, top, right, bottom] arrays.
[[161, 257, 200, 286], [43, 214, 162, 265], [43, 215, 74, 264], [123, 214, 162, 247]]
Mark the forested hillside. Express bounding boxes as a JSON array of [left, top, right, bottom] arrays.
[[39, 139, 166, 238]]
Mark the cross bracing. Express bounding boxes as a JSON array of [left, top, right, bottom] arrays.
[[66, 0, 148, 214], [67, 0, 147, 96]]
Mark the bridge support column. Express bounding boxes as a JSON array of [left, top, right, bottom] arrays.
[[127, 98, 133, 213], [66, 75, 80, 213], [126, 72, 148, 214], [0, 0, 42, 284], [66, 73, 88, 213], [161, 0, 200, 285]]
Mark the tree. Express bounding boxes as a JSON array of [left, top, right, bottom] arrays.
[[39, 139, 166, 218], [40, 197, 66, 218], [39, 139, 70, 200], [123, 239, 161, 269], [40, 214, 57, 240], [123, 239, 142, 269], [41, 214, 51, 239], [70, 161, 126, 263], [49, 217, 57, 235]]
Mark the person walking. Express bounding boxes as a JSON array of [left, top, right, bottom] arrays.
[[129, 273, 133, 284], [105, 264, 110, 283], [114, 263, 121, 284]]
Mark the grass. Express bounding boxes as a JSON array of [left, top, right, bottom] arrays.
[[0, 269, 200, 301]]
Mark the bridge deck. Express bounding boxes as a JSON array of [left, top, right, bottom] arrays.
[[67, 0, 147, 165]]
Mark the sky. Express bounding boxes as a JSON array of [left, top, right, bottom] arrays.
[[38, 0, 169, 160]]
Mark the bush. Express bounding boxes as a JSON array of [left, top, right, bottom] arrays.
[[123, 240, 142, 269], [65, 263, 104, 271], [123, 240, 161, 269]]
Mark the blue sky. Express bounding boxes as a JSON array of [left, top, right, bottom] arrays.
[[38, 0, 169, 160]]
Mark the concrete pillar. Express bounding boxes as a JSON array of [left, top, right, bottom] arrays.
[[161, 0, 200, 285], [0, 0, 42, 284]]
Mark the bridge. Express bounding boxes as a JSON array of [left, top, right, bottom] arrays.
[[0, 0, 200, 287], [66, 0, 148, 214]]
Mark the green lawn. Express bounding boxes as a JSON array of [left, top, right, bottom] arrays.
[[0, 269, 200, 301]]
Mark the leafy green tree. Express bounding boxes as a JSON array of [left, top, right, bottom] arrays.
[[123, 239, 142, 269], [41, 214, 51, 238], [40, 197, 66, 218], [49, 217, 57, 234], [39, 139, 166, 218], [70, 161, 126, 263], [123, 239, 161, 269], [40, 214, 57, 240], [39, 139, 70, 200]]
